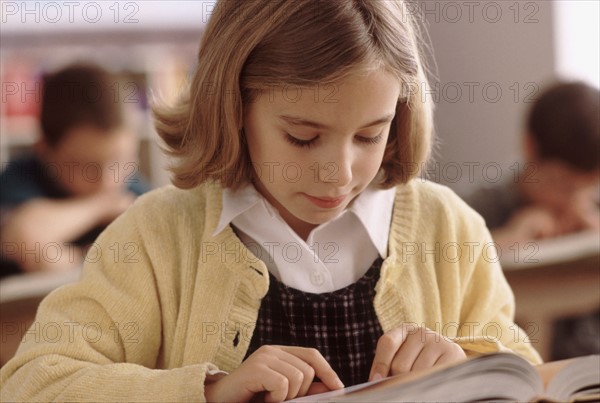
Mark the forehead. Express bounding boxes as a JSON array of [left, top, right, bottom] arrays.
[[250, 71, 401, 130], [55, 126, 136, 161]]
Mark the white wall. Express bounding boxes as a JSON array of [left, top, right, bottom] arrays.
[[553, 0, 600, 88], [418, 0, 556, 196], [0, 1, 216, 33]]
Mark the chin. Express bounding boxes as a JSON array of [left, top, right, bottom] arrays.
[[297, 208, 346, 225]]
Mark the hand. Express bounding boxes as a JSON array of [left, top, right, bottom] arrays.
[[556, 197, 600, 234], [204, 345, 344, 402], [368, 324, 466, 381], [502, 206, 559, 241]]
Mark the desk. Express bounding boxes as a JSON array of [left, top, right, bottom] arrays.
[[0, 269, 81, 366], [504, 254, 600, 361], [0, 296, 44, 366]]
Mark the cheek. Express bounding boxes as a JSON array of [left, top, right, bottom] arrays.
[[247, 143, 274, 182], [246, 140, 287, 187], [357, 145, 387, 177], [71, 165, 117, 195], [246, 130, 276, 166], [247, 134, 308, 182]]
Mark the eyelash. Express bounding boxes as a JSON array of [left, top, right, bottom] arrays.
[[284, 133, 384, 149], [285, 134, 316, 148]]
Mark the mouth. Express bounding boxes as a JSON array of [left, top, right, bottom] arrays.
[[302, 193, 348, 209]]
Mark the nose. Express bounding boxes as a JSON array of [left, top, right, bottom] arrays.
[[318, 144, 353, 187]]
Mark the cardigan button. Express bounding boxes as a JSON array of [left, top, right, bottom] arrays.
[[310, 271, 325, 286]]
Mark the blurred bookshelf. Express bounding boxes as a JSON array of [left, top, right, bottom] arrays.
[[0, 28, 203, 188]]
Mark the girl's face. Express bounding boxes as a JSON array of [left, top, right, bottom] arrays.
[[243, 71, 401, 239]]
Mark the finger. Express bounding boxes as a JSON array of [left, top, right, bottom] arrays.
[[410, 343, 443, 372], [369, 324, 414, 381], [263, 358, 307, 401], [434, 351, 458, 366], [434, 345, 467, 367], [271, 349, 316, 397], [307, 382, 332, 395], [226, 347, 308, 403], [278, 346, 344, 391], [407, 330, 454, 372], [389, 330, 425, 374], [253, 367, 289, 403], [242, 354, 300, 402]]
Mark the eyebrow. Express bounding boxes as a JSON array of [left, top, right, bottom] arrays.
[[278, 114, 395, 131]]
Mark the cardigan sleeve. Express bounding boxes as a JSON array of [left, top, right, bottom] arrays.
[[414, 181, 543, 365], [451, 225, 543, 365], [0, 205, 219, 402]]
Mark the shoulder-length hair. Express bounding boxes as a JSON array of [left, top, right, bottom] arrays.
[[154, 0, 434, 190]]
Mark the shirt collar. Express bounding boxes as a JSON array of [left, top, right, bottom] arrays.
[[214, 182, 396, 258], [213, 183, 267, 236], [347, 183, 396, 258]]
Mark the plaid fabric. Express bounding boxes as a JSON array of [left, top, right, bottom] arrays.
[[243, 257, 384, 387]]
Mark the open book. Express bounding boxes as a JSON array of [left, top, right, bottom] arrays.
[[291, 353, 600, 402]]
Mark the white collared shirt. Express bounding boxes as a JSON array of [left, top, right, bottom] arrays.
[[213, 183, 396, 293]]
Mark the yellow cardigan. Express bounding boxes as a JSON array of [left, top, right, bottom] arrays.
[[0, 180, 542, 401]]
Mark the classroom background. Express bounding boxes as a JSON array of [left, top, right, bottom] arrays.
[[1, 0, 599, 366]]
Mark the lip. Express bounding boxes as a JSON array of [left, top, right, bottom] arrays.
[[303, 193, 348, 209]]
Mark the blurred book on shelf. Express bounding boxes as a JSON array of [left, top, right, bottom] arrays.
[[1, 59, 42, 139]]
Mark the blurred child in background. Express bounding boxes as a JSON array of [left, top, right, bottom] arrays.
[[0, 63, 150, 276], [466, 81, 599, 249], [465, 81, 600, 359]]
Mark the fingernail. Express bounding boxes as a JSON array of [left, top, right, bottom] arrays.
[[372, 373, 382, 381], [336, 378, 345, 389]]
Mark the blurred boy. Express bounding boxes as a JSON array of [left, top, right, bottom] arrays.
[[467, 81, 599, 249], [0, 63, 149, 275], [465, 81, 600, 360]]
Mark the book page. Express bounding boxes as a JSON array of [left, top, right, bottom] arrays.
[[291, 353, 542, 402], [544, 355, 600, 402], [537, 358, 577, 388]]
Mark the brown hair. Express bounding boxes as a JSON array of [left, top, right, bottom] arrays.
[[154, 0, 434, 189], [41, 63, 124, 147], [527, 81, 600, 172]]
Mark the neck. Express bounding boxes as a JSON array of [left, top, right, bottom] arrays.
[[251, 180, 317, 241]]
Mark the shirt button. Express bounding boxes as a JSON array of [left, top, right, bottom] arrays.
[[310, 271, 325, 286]]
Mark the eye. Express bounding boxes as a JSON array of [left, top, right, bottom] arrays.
[[284, 133, 319, 149], [356, 133, 384, 145]]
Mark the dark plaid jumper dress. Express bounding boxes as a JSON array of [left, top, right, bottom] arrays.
[[243, 257, 385, 387]]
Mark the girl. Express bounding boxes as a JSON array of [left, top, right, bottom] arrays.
[[0, 1, 541, 401]]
